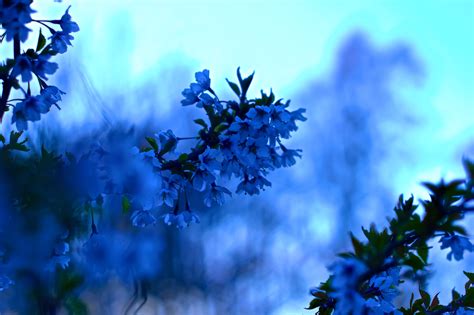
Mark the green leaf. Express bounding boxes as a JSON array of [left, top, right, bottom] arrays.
[[419, 289, 431, 308], [36, 29, 47, 52], [236, 67, 254, 98], [178, 153, 189, 162], [5, 131, 29, 152], [305, 298, 322, 310], [350, 233, 364, 257], [64, 297, 88, 315], [145, 136, 158, 151], [226, 79, 240, 97], [416, 244, 429, 263], [122, 196, 131, 214], [213, 122, 229, 133], [405, 253, 426, 271], [429, 293, 440, 309], [194, 118, 208, 128], [452, 288, 461, 301], [0, 134, 5, 143], [463, 271, 474, 282], [464, 287, 474, 307]]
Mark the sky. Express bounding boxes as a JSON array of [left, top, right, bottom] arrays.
[[40, 0, 473, 195]]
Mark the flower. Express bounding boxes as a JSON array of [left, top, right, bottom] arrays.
[[365, 268, 401, 315], [59, 6, 79, 33], [192, 168, 215, 192], [246, 106, 270, 129], [328, 258, 368, 315], [279, 147, 302, 167], [0, 0, 34, 42], [40, 85, 64, 106], [439, 234, 473, 261], [50, 31, 74, 54], [10, 55, 33, 82], [195, 69, 211, 90], [203, 184, 231, 207], [11, 103, 28, 130], [162, 211, 200, 229], [131, 209, 157, 228], [32, 55, 58, 80], [12, 95, 50, 130], [198, 148, 222, 173]]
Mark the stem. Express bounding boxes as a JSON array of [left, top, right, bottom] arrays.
[[177, 136, 199, 141], [0, 35, 21, 122]]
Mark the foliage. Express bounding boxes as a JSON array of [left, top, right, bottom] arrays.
[[306, 159, 474, 314]]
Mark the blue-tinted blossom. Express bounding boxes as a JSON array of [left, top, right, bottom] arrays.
[[10, 55, 33, 82], [181, 87, 200, 106], [203, 184, 231, 207], [11, 103, 28, 130], [131, 209, 157, 227], [50, 31, 74, 54], [195, 69, 210, 90], [162, 211, 200, 229], [32, 55, 58, 80], [181, 69, 211, 106], [246, 106, 270, 129], [41, 85, 64, 106], [156, 129, 178, 153], [11, 95, 50, 130], [0, 0, 34, 42], [280, 147, 302, 167], [365, 267, 401, 315], [59, 6, 79, 33], [198, 148, 222, 172], [328, 258, 368, 315], [439, 234, 473, 261], [192, 168, 215, 192], [198, 92, 214, 108]]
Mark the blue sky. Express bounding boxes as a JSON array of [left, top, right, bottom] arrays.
[[46, 0, 473, 193]]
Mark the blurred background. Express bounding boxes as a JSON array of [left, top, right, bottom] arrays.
[[3, 0, 474, 314]]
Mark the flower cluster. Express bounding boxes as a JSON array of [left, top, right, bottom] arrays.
[[307, 159, 474, 315], [0, 1, 78, 129], [0, 0, 35, 42], [131, 68, 306, 228]]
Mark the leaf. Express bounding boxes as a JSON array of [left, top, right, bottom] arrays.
[[419, 289, 430, 308], [464, 287, 474, 307], [178, 153, 188, 162], [122, 196, 131, 214], [0, 134, 5, 143], [226, 79, 240, 97], [193, 118, 208, 128], [429, 293, 440, 309], [213, 122, 229, 133], [464, 271, 474, 282], [236, 67, 254, 98], [6, 131, 29, 152], [452, 288, 461, 301], [145, 136, 158, 151], [416, 244, 429, 263], [64, 297, 88, 315], [36, 29, 47, 52], [350, 233, 364, 257], [305, 298, 322, 310], [405, 253, 426, 271]]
